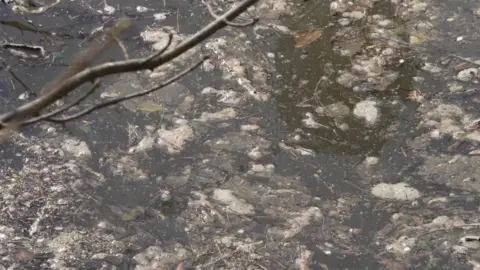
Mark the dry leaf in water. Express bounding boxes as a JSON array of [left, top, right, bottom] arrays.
[[295, 29, 323, 48], [122, 209, 137, 221], [176, 263, 184, 270], [469, 149, 480, 156]]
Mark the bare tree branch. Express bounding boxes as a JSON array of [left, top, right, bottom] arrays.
[[48, 57, 207, 123], [0, 0, 259, 129], [141, 33, 173, 65], [23, 79, 102, 125]]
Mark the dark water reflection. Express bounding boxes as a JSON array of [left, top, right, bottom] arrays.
[[273, 0, 418, 156]]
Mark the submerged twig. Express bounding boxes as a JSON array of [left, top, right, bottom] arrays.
[[114, 36, 129, 60], [1, 42, 45, 56], [448, 54, 480, 66], [0, 58, 29, 90]]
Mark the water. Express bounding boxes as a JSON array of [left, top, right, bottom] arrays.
[[0, 0, 476, 269]]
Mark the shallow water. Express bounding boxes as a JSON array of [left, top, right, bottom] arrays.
[[1, 0, 478, 269], [275, 0, 417, 155]]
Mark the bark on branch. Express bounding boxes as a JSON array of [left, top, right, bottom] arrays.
[[0, 0, 259, 130]]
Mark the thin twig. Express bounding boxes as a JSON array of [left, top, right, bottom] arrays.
[[49, 57, 207, 122], [401, 222, 480, 239], [0, 0, 259, 128], [205, 1, 258, 27], [449, 54, 480, 66], [343, 179, 366, 193], [141, 33, 173, 65], [196, 248, 241, 268], [114, 36, 129, 60], [9, 79, 15, 91], [176, 8, 180, 32], [316, 177, 334, 194], [23, 80, 102, 125], [79, 17, 115, 46], [7, 69, 29, 91], [0, 59, 29, 90], [438, 88, 480, 98]]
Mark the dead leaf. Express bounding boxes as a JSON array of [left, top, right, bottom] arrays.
[[409, 31, 427, 45], [295, 29, 323, 48], [79, 122, 91, 133], [468, 149, 480, 156], [122, 209, 137, 221], [176, 262, 184, 270]]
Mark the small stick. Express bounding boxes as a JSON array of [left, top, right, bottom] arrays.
[[176, 8, 180, 32]]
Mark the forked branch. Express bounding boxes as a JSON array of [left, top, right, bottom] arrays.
[[0, 0, 259, 130]]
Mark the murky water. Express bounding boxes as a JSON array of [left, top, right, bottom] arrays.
[[1, 0, 478, 269], [274, 0, 419, 155]]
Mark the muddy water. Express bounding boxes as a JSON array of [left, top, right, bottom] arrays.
[[0, 0, 473, 269], [275, 0, 416, 155]]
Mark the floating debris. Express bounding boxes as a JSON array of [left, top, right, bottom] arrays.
[[302, 112, 329, 129], [212, 189, 254, 215], [353, 100, 380, 126], [295, 29, 323, 48], [371, 182, 421, 201], [136, 6, 151, 12]]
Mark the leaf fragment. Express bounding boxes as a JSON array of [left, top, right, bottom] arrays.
[[295, 29, 323, 48], [176, 263, 184, 270], [122, 210, 137, 221], [468, 149, 480, 156], [409, 32, 426, 45]]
